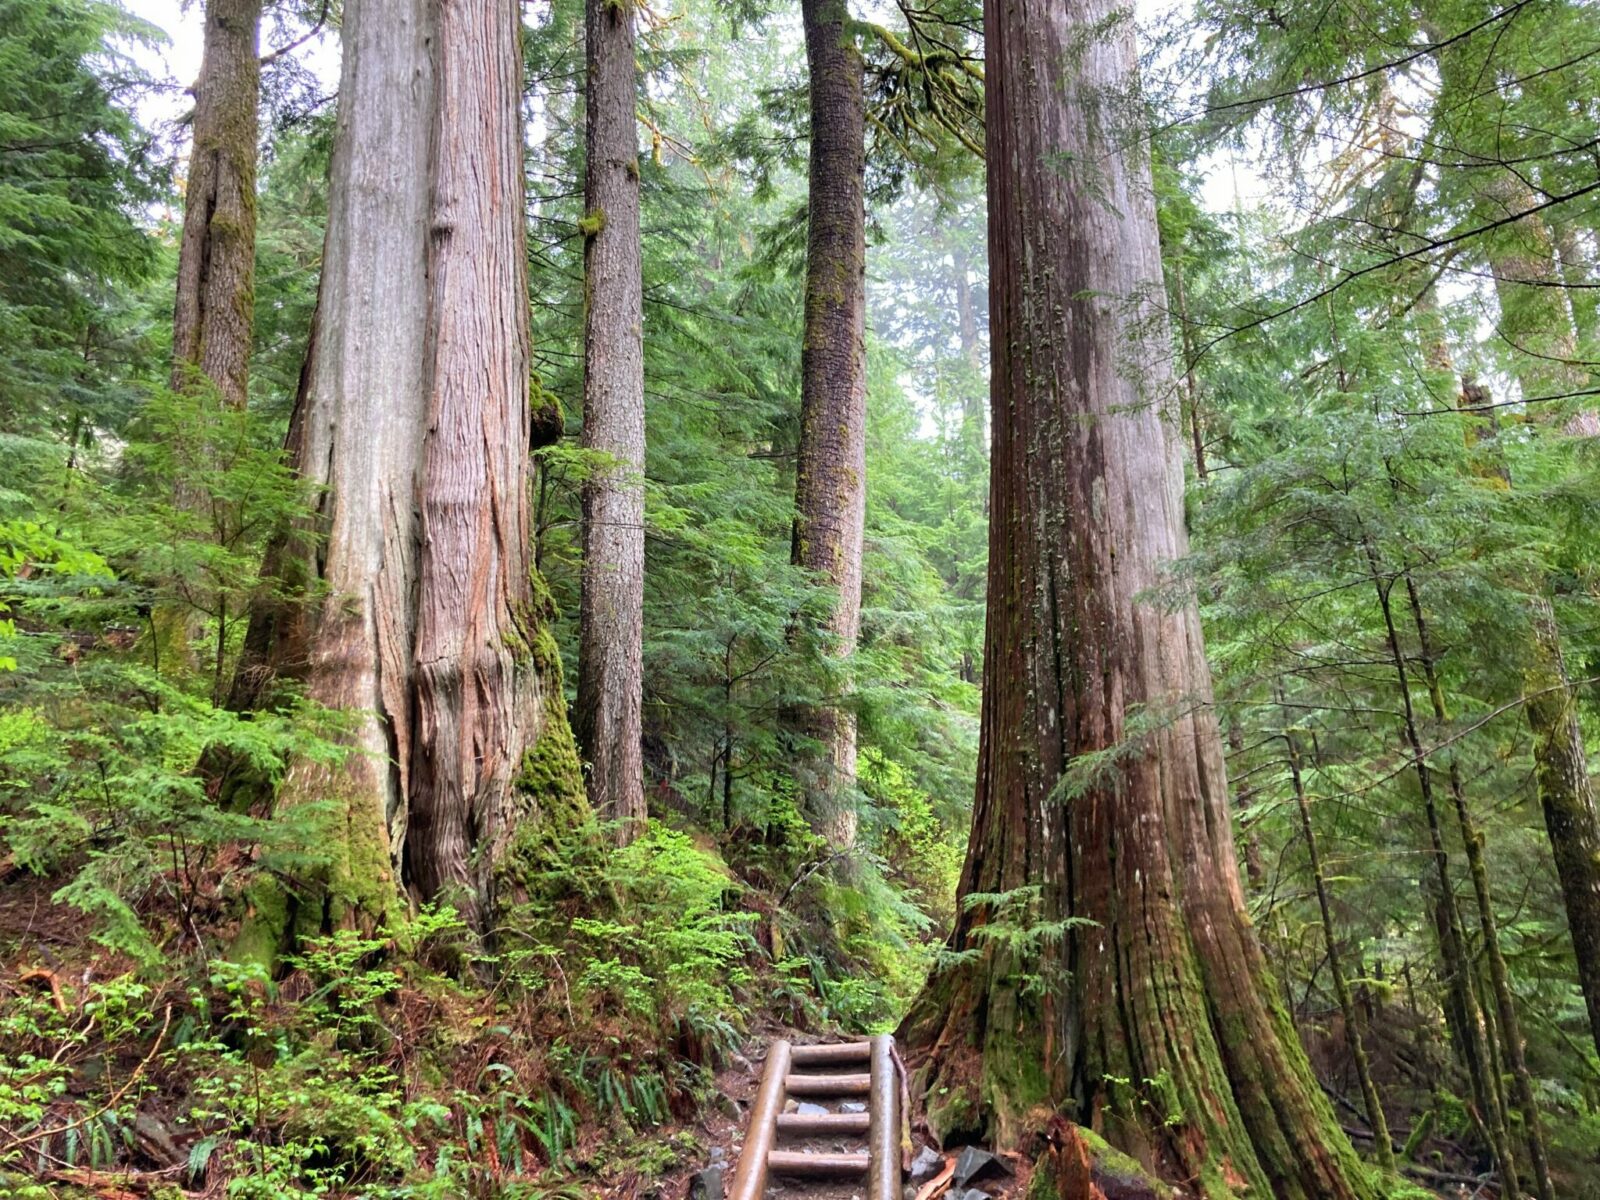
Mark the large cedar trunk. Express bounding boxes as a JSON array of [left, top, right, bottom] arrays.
[[171, 0, 261, 409], [244, 0, 582, 941], [260, 0, 434, 931], [576, 0, 647, 842], [405, 0, 557, 913], [792, 0, 867, 850], [899, 0, 1377, 1193]]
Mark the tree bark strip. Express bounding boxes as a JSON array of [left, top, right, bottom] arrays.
[[405, 0, 557, 915], [171, 0, 261, 410], [239, 0, 582, 946], [792, 0, 867, 852], [576, 0, 647, 843]]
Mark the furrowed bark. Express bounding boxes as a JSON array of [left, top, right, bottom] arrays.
[[576, 0, 647, 844], [171, 0, 261, 410], [405, 0, 555, 917], [792, 0, 867, 853], [266, 0, 436, 933], [899, 0, 1378, 1192], [237, 0, 584, 952]]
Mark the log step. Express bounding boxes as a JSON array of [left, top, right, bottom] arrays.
[[784, 1071, 870, 1096], [768, 1150, 870, 1177], [790, 1040, 871, 1066], [776, 1111, 870, 1135]]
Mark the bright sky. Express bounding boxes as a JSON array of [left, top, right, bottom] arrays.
[[124, 0, 201, 124], [122, 0, 1261, 213], [124, 0, 339, 128]]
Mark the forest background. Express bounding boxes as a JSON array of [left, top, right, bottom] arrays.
[[2, 0, 1599, 1194]]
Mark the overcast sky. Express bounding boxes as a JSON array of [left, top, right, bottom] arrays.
[[121, 0, 1260, 215]]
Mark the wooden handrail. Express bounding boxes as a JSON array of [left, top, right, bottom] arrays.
[[867, 1033, 899, 1200], [728, 1039, 791, 1200]]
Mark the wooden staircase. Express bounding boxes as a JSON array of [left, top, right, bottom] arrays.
[[727, 1035, 902, 1200]]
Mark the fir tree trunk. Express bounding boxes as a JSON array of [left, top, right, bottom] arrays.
[[238, 0, 583, 950], [899, 0, 1378, 1192], [1362, 539, 1521, 1194], [171, 0, 261, 409], [1430, 4, 1600, 1070], [791, 0, 867, 853], [576, 0, 647, 843], [1525, 597, 1600, 1061], [1402, 572, 1554, 1200], [1550, 215, 1599, 346], [1468, 167, 1600, 1070], [1281, 709, 1394, 1174]]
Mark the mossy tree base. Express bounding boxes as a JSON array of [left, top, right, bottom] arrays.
[[1028, 1118, 1171, 1200]]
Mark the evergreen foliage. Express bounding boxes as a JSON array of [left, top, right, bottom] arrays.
[[1, 0, 1599, 1192]]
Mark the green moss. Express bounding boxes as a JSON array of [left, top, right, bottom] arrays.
[[530, 626, 563, 686], [516, 704, 587, 819], [326, 786, 402, 929], [578, 208, 607, 236], [530, 376, 565, 449], [229, 876, 292, 974], [923, 1072, 981, 1146], [1077, 1127, 1154, 1188], [1028, 1122, 1173, 1200], [980, 1026, 1051, 1145]]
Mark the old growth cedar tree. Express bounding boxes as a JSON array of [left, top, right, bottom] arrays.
[[576, 0, 647, 844], [171, 0, 261, 409], [235, 0, 582, 952], [897, 0, 1382, 1193], [792, 0, 868, 852]]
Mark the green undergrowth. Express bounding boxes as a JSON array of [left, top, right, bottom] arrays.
[[0, 780, 959, 1198], [0, 823, 744, 1197]]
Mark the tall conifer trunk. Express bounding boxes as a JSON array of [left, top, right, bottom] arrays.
[[237, 0, 583, 949], [171, 0, 261, 409], [1425, 10, 1600, 1061], [792, 0, 867, 852], [576, 0, 647, 843], [899, 0, 1377, 1193]]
